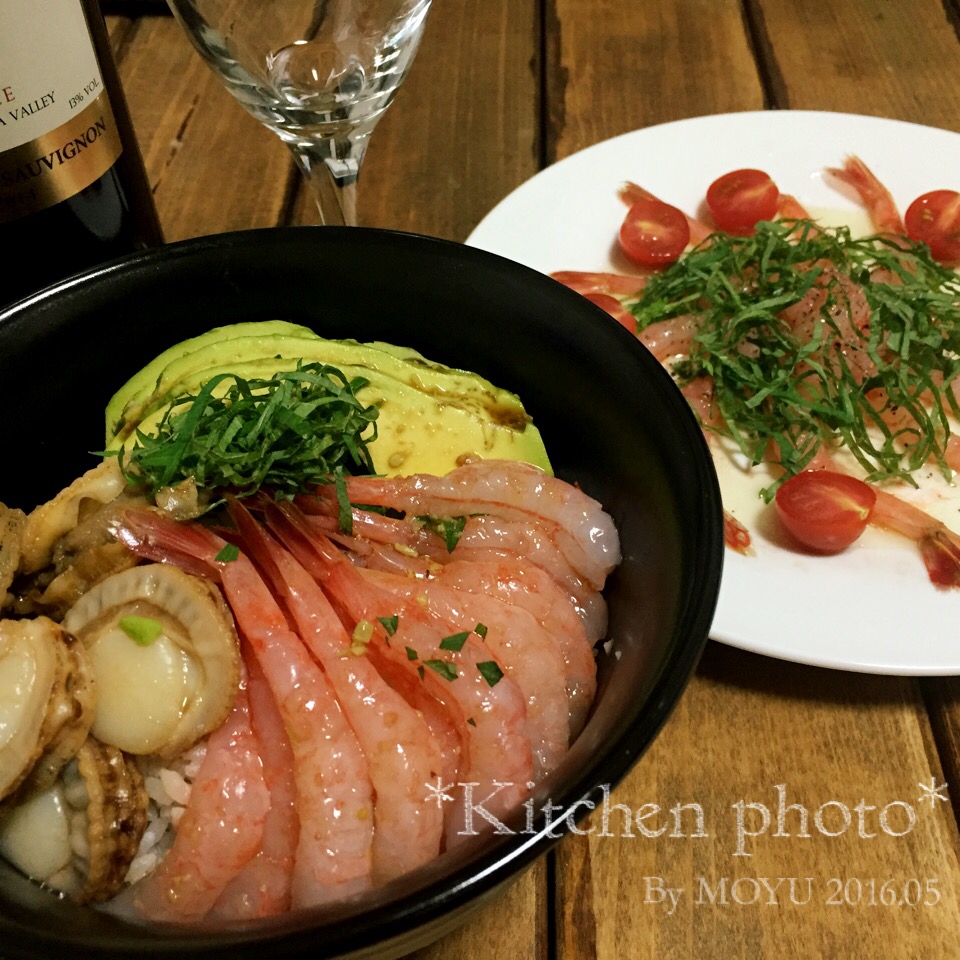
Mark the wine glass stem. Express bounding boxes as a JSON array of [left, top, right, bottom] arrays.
[[288, 135, 370, 227]]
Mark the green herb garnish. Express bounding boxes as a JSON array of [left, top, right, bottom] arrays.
[[423, 658, 458, 681], [419, 514, 468, 552], [406, 646, 419, 661], [633, 220, 960, 498], [378, 615, 399, 637], [110, 362, 379, 511], [476, 660, 504, 687], [439, 631, 470, 652], [118, 615, 164, 647], [215, 543, 239, 563]]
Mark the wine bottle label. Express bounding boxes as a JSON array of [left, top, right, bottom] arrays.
[[0, 1, 124, 225]]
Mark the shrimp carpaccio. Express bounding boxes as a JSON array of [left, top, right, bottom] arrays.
[[0, 458, 618, 924], [553, 156, 960, 586]]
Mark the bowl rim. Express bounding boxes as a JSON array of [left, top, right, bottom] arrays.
[[0, 225, 723, 958]]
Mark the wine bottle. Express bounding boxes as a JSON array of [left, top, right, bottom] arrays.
[[0, 0, 163, 307]]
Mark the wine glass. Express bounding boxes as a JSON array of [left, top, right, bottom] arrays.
[[166, 0, 432, 226]]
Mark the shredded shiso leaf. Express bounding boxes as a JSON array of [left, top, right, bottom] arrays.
[[631, 220, 960, 498], [107, 362, 379, 512]]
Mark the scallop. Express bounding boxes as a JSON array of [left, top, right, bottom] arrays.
[[0, 617, 97, 802], [34, 542, 140, 621], [19, 459, 128, 575], [0, 737, 149, 903], [62, 564, 241, 759]]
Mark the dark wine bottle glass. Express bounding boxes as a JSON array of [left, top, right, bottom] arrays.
[[0, 0, 163, 308]]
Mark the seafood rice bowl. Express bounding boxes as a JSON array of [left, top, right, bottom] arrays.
[[0, 227, 722, 959]]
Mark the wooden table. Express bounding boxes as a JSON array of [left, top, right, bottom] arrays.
[[104, 2, 960, 957]]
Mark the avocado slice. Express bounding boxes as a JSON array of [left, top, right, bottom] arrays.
[[115, 354, 551, 477], [105, 320, 319, 441], [110, 333, 533, 449]]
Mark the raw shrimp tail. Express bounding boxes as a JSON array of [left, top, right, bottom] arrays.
[[113, 508, 221, 579], [919, 531, 960, 588], [723, 511, 752, 554], [826, 155, 906, 236], [870, 487, 960, 588]]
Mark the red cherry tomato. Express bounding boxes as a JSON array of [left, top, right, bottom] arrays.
[[706, 169, 780, 236], [775, 471, 876, 554], [584, 293, 637, 332], [619, 197, 690, 268], [904, 190, 960, 265]]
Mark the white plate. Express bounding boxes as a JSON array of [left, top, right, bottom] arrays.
[[467, 110, 960, 675]]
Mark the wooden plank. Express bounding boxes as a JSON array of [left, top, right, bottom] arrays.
[[408, 860, 547, 960], [752, 0, 960, 130], [922, 678, 960, 844], [290, 0, 541, 240], [555, 644, 960, 959], [547, 0, 765, 162], [113, 15, 299, 241]]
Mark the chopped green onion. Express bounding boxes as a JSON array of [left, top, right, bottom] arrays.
[[439, 631, 471, 652], [215, 543, 239, 563], [476, 660, 504, 687], [418, 514, 468, 552], [423, 659, 458, 681], [118, 615, 164, 647], [377, 615, 399, 637]]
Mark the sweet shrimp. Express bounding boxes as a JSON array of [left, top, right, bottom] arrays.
[[343, 459, 622, 591], [358, 564, 571, 780], [228, 499, 446, 884], [132, 681, 271, 923], [262, 499, 535, 842], [208, 645, 298, 920]]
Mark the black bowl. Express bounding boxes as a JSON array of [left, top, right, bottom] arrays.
[[0, 227, 723, 959]]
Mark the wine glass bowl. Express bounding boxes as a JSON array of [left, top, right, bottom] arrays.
[[166, 0, 432, 225]]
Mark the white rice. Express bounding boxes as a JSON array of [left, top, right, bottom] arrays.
[[122, 742, 207, 887]]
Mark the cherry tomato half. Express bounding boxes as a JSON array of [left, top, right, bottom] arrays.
[[706, 168, 780, 236], [774, 470, 876, 554], [584, 292, 637, 332], [619, 197, 690, 268], [904, 190, 960, 265]]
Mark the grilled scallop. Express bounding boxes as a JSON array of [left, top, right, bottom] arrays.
[[0, 617, 97, 802], [19, 459, 129, 576], [62, 564, 241, 759], [12, 459, 148, 619], [0, 737, 148, 903], [32, 542, 141, 621]]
